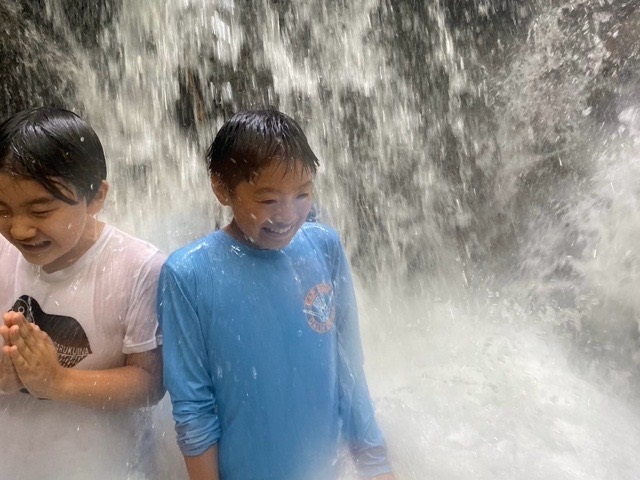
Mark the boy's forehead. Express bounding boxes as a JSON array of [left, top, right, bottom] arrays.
[[0, 174, 46, 199], [250, 158, 313, 183], [0, 173, 77, 202]]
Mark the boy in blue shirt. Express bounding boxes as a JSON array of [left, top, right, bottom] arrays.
[[158, 109, 396, 480]]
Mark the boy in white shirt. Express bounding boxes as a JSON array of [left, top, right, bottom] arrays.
[[0, 107, 166, 479]]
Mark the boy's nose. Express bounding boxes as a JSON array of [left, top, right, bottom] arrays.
[[273, 202, 298, 224], [10, 217, 37, 240]]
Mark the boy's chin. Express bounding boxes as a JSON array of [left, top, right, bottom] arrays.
[[15, 248, 51, 266], [249, 235, 294, 250], [227, 223, 299, 250], [255, 227, 303, 250]]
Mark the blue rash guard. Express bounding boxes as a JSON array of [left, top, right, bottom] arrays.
[[158, 222, 391, 480]]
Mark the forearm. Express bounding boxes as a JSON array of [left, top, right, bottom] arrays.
[[26, 348, 164, 409], [6, 312, 164, 408], [334, 249, 392, 477], [45, 363, 164, 409], [184, 445, 220, 480], [346, 379, 392, 477]]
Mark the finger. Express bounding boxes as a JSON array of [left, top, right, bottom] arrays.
[[0, 347, 12, 365], [2, 311, 14, 327], [8, 348, 30, 376], [6, 344, 22, 363], [6, 340, 36, 371], [8, 325, 22, 346], [7, 313, 32, 343], [21, 325, 51, 354], [13, 321, 39, 350], [10, 325, 56, 371], [3, 345, 24, 371], [8, 325, 33, 360], [15, 314, 34, 336], [0, 325, 10, 344], [0, 354, 16, 374], [4, 311, 27, 327]]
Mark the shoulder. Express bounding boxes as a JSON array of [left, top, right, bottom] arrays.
[[299, 221, 341, 243], [297, 222, 343, 255], [159, 232, 230, 298], [163, 231, 223, 274], [100, 224, 167, 274]]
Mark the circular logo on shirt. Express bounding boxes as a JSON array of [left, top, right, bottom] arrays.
[[304, 283, 335, 334]]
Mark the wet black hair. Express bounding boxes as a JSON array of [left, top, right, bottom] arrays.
[[206, 108, 320, 190], [0, 107, 107, 204]]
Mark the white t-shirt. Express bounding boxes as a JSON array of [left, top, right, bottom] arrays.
[[0, 223, 164, 367], [0, 224, 167, 480]]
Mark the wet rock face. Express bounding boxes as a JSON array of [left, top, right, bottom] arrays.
[[55, 0, 121, 48], [589, 4, 640, 128], [0, 1, 75, 120], [488, 1, 640, 290], [16, 0, 119, 47], [0, 0, 121, 121]]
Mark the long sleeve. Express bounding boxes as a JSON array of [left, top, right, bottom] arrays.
[[157, 262, 220, 456], [333, 242, 392, 478]]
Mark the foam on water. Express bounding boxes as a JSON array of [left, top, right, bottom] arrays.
[[358, 288, 640, 479]]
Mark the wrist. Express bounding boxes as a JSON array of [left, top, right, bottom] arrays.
[[42, 364, 70, 401], [0, 371, 23, 395], [0, 381, 23, 394]]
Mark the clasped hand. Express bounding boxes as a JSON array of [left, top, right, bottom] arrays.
[[0, 311, 62, 398]]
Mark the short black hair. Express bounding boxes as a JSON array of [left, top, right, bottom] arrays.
[[206, 108, 320, 190], [0, 107, 107, 204]]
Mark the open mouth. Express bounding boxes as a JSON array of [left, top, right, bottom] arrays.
[[18, 241, 51, 253], [263, 225, 294, 236]]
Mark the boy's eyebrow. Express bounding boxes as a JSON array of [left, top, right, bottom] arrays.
[[254, 180, 314, 195], [24, 197, 57, 206], [0, 196, 58, 207]]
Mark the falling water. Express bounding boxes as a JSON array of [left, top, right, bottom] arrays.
[[3, 0, 640, 478]]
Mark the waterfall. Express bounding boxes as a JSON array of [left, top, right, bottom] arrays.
[[3, 0, 640, 478]]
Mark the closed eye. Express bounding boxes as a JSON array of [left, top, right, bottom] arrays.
[[31, 210, 55, 217]]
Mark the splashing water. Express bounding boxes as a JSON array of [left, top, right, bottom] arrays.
[[4, 0, 640, 478]]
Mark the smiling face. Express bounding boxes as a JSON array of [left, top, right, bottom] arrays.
[[214, 159, 314, 250], [0, 174, 108, 273]]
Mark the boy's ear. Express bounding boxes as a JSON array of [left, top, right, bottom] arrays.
[[211, 176, 231, 206], [87, 180, 109, 215]]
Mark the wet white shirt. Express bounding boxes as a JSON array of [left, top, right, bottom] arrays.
[[0, 223, 164, 366], [0, 223, 166, 480]]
